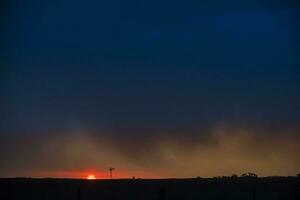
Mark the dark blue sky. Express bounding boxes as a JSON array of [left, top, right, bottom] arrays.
[[1, 0, 300, 178], [1, 0, 300, 133]]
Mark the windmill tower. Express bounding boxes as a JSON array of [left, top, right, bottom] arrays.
[[109, 167, 115, 179]]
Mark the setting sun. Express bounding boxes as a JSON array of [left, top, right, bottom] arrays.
[[87, 174, 96, 180]]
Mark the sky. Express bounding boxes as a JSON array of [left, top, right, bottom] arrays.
[[0, 0, 300, 178]]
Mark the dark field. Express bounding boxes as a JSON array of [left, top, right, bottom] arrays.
[[0, 177, 299, 200]]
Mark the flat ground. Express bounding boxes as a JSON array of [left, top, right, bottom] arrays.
[[0, 177, 299, 200]]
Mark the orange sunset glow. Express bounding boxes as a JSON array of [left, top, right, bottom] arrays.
[[87, 174, 96, 180], [7, 169, 162, 179]]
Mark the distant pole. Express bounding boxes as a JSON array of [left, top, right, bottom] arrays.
[[109, 167, 115, 179]]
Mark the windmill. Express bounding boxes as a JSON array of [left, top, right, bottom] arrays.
[[109, 167, 115, 179]]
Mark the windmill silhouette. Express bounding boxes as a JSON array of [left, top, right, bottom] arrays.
[[109, 167, 115, 179]]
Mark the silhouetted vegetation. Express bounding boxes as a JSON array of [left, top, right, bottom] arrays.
[[241, 173, 258, 178]]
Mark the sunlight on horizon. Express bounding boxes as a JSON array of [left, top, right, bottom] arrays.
[[86, 174, 96, 180]]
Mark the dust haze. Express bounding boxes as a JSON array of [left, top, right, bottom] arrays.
[[1, 125, 299, 178]]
